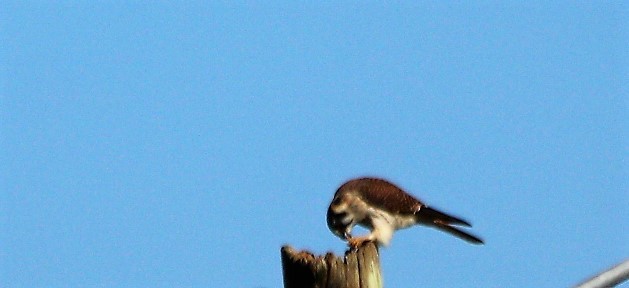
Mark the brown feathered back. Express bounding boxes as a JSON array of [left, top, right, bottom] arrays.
[[335, 178, 424, 215]]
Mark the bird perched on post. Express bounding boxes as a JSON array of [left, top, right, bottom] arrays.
[[327, 177, 484, 248]]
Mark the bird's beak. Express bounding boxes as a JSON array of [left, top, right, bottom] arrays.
[[343, 230, 351, 240]]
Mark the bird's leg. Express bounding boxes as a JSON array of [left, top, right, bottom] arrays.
[[347, 234, 375, 249]]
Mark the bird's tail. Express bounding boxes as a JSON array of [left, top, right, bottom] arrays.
[[417, 206, 484, 245]]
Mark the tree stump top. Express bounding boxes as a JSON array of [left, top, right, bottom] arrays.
[[281, 243, 382, 288]]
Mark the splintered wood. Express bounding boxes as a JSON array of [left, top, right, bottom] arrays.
[[280, 243, 382, 288]]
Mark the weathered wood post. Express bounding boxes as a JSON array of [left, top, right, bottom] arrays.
[[281, 243, 383, 288]]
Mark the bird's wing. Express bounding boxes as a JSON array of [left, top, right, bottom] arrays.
[[345, 178, 424, 215]]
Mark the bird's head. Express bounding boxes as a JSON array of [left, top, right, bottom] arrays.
[[326, 197, 353, 240]]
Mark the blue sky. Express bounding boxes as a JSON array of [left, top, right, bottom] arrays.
[[2, 2, 627, 288]]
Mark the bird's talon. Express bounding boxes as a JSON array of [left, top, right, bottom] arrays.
[[347, 237, 369, 249]]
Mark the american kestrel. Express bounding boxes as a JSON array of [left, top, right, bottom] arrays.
[[327, 177, 483, 247]]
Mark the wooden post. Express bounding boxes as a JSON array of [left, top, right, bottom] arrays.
[[281, 243, 383, 288]]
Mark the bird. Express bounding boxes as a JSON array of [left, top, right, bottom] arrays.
[[327, 177, 483, 248]]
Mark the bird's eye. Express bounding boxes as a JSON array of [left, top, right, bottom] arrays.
[[336, 211, 354, 225]]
